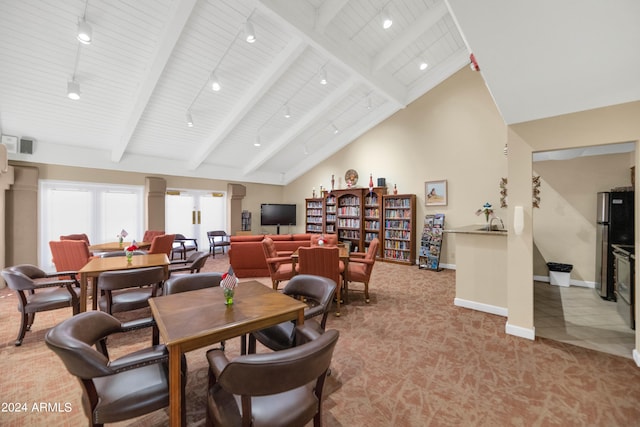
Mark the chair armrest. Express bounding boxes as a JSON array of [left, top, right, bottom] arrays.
[[276, 250, 293, 257], [266, 256, 293, 264], [170, 259, 190, 266], [349, 252, 366, 259], [206, 348, 230, 379], [348, 257, 374, 265], [33, 278, 78, 289], [120, 317, 155, 333], [109, 345, 168, 374], [295, 324, 322, 344], [46, 270, 79, 280], [304, 305, 324, 320]]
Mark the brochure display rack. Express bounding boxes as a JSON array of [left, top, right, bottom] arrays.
[[419, 214, 444, 270]]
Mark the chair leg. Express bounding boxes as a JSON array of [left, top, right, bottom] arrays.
[[152, 324, 159, 346], [26, 312, 35, 330], [16, 312, 29, 346], [364, 280, 370, 303], [247, 334, 256, 354]]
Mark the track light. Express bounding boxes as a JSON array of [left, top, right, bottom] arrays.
[[283, 105, 291, 118], [244, 21, 256, 43], [419, 61, 428, 71], [67, 80, 80, 100], [77, 19, 92, 44], [319, 68, 327, 85], [186, 111, 194, 127], [382, 9, 393, 29], [209, 72, 221, 91]]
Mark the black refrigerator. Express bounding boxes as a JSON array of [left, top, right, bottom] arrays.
[[595, 191, 635, 300]]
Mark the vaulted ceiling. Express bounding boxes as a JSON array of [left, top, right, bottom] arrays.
[[1, 1, 638, 185]]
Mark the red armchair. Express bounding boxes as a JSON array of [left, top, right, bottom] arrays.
[[261, 237, 294, 290]]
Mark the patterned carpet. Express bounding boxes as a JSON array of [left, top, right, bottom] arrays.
[[1, 254, 640, 426]]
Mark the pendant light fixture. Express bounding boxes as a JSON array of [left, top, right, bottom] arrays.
[[244, 21, 256, 43], [210, 71, 221, 91], [254, 136, 261, 147], [186, 111, 194, 127], [381, 9, 393, 29], [283, 105, 291, 118], [77, 0, 92, 44], [332, 124, 339, 134], [319, 68, 327, 85], [67, 80, 81, 100]]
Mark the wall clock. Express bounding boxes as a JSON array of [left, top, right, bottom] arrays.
[[345, 169, 358, 186]]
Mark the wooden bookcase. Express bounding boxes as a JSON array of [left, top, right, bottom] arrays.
[[363, 187, 386, 257], [382, 194, 416, 265], [334, 189, 363, 252], [324, 192, 337, 234], [304, 198, 324, 234]]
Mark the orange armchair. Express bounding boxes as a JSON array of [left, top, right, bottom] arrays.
[[297, 246, 344, 316], [147, 234, 175, 257], [310, 234, 338, 246], [49, 240, 92, 274], [60, 233, 91, 245], [261, 237, 294, 290], [346, 238, 379, 303], [142, 230, 165, 243]]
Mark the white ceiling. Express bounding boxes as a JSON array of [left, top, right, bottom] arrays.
[[1, 1, 638, 185]]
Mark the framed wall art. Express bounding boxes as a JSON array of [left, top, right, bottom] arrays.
[[425, 180, 447, 206]]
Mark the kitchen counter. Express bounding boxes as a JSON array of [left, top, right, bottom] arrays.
[[448, 224, 508, 316]]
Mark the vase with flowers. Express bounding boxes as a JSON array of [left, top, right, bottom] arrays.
[[117, 229, 128, 248], [221, 267, 238, 305], [124, 243, 138, 264], [475, 202, 494, 230]]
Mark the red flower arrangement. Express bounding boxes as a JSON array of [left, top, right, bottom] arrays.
[[125, 244, 138, 252]]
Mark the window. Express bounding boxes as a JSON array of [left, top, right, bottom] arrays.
[[39, 180, 144, 269]]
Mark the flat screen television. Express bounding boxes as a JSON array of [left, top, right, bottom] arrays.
[[260, 203, 297, 226]]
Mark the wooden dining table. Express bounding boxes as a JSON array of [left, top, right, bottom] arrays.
[[88, 240, 151, 253], [77, 253, 169, 312], [149, 280, 306, 427]]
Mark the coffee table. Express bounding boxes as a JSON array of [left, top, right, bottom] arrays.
[[77, 253, 169, 312], [149, 280, 306, 426]]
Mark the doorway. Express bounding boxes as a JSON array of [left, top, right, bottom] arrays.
[[165, 190, 227, 252]]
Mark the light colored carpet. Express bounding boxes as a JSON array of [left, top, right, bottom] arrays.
[[1, 255, 640, 426]]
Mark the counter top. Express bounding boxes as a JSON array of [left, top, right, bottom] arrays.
[[444, 224, 508, 236]]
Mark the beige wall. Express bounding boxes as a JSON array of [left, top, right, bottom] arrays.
[[285, 67, 508, 265], [532, 153, 633, 281]]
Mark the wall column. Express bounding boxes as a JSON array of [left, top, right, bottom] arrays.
[[145, 177, 166, 234], [0, 166, 15, 288], [228, 184, 246, 235]]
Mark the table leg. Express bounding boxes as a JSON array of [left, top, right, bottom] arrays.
[[92, 277, 98, 311], [79, 273, 88, 312], [168, 344, 183, 427]]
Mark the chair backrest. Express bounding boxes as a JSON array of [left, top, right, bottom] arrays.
[[148, 234, 175, 256], [208, 230, 229, 241], [217, 328, 339, 398], [101, 250, 145, 258], [187, 251, 210, 271], [261, 237, 277, 259], [283, 274, 336, 329], [5, 264, 47, 280], [143, 230, 165, 243], [1, 268, 37, 291], [49, 240, 91, 272], [60, 233, 91, 245], [45, 311, 121, 379], [164, 272, 223, 295], [297, 246, 341, 286], [98, 266, 165, 292], [310, 234, 338, 247], [366, 238, 380, 261]]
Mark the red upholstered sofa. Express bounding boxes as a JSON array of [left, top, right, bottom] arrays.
[[229, 234, 313, 278]]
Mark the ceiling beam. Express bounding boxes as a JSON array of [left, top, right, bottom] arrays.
[[110, 0, 197, 163], [187, 37, 306, 170], [372, 1, 449, 72], [315, 0, 349, 33], [257, 0, 407, 108], [242, 78, 356, 175]]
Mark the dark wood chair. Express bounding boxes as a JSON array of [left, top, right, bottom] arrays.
[[206, 325, 339, 427], [1, 264, 79, 346], [248, 274, 336, 353], [168, 251, 209, 276], [45, 311, 186, 426], [261, 237, 295, 290], [207, 230, 230, 257], [171, 233, 198, 260]]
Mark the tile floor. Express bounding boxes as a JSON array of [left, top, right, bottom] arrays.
[[534, 281, 636, 359]]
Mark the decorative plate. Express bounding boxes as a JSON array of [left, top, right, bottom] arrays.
[[345, 169, 358, 186]]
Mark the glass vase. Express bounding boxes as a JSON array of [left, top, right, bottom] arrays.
[[224, 288, 234, 305], [125, 251, 133, 264]]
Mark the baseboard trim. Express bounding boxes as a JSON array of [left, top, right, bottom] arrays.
[[505, 322, 535, 340], [533, 275, 595, 289], [454, 298, 507, 317]]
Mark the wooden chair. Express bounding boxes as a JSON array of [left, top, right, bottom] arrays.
[[248, 274, 336, 353], [1, 265, 79, 346], [163, 271, 223, 295], [207, 230, 230, 257], [171, 233, 198, 260], [261, 237, 295, 290], [168, 251, 209, 277], [297, 246, 344, 316], [346, 238, 380, 303], [206, 325, 339, 427], [45, 311, 186, 426], [147, 233, 175, 258]]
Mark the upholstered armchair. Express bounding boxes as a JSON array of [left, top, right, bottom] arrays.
[[147, 234, 175, 258], [60, 233, 91, 245], [168, 251, 209, 276], [171, 233, 198, 260], [297, 246, 344, 316], [45, 311, 186, 426], [310, 234, 338, 246], [163, 272, 223, 295], [248, 274, 336, 353], [206, 324, 339, 427], [142, 230, 165, 243], [261, 237, 295, 290], [49, 239, 92, 274], [347, 238, 379, 303], [1, 264, 79, 346]]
